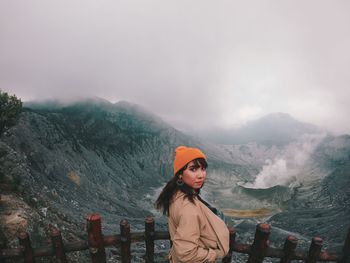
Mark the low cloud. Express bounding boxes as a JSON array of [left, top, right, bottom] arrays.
[[1, 1, 350, 134]]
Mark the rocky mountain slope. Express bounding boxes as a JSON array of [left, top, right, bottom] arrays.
[[0, 98, 243, 251], [1, 100, 349, 261]]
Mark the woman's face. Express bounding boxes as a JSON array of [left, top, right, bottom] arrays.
[[180, 160, 207, 189]]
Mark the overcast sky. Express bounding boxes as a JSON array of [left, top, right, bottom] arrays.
[[1, 1, 350, 134]]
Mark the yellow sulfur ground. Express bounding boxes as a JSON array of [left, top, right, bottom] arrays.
[[222, 208, 275, 218]]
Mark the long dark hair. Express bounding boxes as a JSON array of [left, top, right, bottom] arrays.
[[155, 158, 208, 216]]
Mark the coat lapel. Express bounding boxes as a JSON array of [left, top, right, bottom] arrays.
[[198, 201, 230, 255]]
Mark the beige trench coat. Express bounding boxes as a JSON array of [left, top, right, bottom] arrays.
[[168, 191, 229, 263]]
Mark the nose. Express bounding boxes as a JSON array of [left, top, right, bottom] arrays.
[[197, 169, 206, 178]]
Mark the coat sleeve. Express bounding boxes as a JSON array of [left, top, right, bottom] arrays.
[[172, 202, 218, 263]]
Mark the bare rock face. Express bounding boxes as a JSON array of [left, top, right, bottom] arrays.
[[1, 193, 37, 247]]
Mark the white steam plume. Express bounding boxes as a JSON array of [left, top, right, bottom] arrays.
[[248, 133, 326, 189]]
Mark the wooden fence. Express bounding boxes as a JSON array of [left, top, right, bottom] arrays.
[[0, 214, 349, 263]]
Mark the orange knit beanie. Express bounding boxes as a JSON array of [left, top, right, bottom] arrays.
[[173, 146, 207, 175]]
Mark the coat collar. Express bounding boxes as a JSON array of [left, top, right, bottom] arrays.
[[173, 190, 199, 201], [173, 190, 186, 201]]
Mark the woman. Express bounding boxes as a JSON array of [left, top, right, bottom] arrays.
[[156, 146, 229, 263]]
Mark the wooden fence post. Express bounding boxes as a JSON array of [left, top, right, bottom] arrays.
[[222, 227, 236, 263], [18, 232, 35, 263], [120, 219, 131, 263], [87, 214, 106, 263], [340, 226, 350, 263], [0, 228, 6, 263], [0, 218, 348, 262], [50, 227, 68, 263], [305, 237, 323, 263], [145, 216, 155, 263], [280, 235, 298, 263], [247, 223, 271, 263]]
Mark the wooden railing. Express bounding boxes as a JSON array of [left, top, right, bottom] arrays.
[[1, 214, 349, 263]]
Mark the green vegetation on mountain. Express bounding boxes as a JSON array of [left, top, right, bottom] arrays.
[[0, 90, 22, 136]]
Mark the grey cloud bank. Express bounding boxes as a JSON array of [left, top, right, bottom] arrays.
[[1, 1, 350, 134]]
